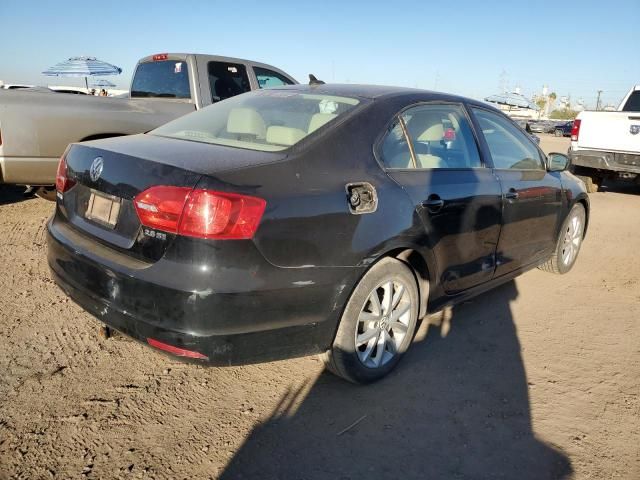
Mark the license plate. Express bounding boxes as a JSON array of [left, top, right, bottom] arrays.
[[85, 190, 121, 229]]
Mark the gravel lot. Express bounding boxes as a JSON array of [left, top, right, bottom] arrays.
[[1, 135, 638, 479]]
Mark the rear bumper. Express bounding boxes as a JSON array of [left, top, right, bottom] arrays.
[[0, 155, 59, 185], [570, 149, 640, 175], [47, 216, 361, 365]]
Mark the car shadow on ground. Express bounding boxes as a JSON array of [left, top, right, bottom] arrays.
[[0, 185, 34, 205], [600, 179, 640, 196], [220, 280, 572, 480]]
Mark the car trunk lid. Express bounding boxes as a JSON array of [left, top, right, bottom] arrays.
[[59, 134, 286, 261]]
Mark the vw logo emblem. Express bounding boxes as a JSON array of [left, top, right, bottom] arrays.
[[630, 125, 640, 135], [90, 157, 104, 182]]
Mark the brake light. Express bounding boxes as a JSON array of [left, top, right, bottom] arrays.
[[571, 119, 581, 141], [134, 186, 191, 233], [152, 53, 169, 61], [55, 154, 75, 193], [134, 186, 266, 240]]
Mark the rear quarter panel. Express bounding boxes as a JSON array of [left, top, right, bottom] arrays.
[[206, 99, 421, 269]]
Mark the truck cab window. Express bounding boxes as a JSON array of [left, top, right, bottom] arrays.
[[622, 91, 640, 111], [209, 62, 251, 102], [254, 67, 295, 88], [131, 60, 191, 99]]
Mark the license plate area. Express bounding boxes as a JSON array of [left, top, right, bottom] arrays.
[[85, 190, 121, 229]]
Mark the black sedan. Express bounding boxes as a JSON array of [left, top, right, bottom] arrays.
[[48, 84, 589, 383]]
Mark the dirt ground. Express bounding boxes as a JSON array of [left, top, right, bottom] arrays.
[[1, 135, 638, 479]]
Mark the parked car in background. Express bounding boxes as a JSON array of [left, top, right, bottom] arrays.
[[0, 53, 296, 199], [514, 119, 541, 144], [554, 121, 574, 137], [48, 84, 589, 384], [569, 85, 640, 192], [1, 83, 35, 90], [528, 120, 546, 133]]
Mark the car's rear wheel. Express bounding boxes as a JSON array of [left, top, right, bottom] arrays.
[[539, 203, 586, 274], [324, 257, 419, 384], [554, 129, 563, 137], [575, 174, 599, 193]]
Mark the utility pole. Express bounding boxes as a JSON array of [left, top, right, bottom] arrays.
[[596, 90, 603, 111]]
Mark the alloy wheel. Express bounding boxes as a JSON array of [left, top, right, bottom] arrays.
[[561, 212, 583, 266], [355, 279, 412, 368]]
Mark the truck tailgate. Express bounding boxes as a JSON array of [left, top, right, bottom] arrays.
[[577, 112, 640, 154]]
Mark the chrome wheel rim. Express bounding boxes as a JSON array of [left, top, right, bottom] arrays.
[[355, 279, 411, 368], [561, 212, 583, 266]]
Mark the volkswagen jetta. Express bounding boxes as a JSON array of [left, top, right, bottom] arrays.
[[47, 84, 588, 383]]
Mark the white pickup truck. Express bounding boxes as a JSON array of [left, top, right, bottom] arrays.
[[0, 53, 296, 198], [569, 85, 640, 192]]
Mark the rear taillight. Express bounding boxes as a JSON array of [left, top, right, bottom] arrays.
[[152, 53, 169, 61], [134, 186, 266, 240], [571, 119, 581, 141], [55, 154, 75, 193]]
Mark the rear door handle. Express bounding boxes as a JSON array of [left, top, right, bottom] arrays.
[[505, 188, 519, 200], [421, 195, 445, 213]]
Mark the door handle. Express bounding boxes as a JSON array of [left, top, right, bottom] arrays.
[[421, 195, 445, 213], [505, 188, 519, 200]]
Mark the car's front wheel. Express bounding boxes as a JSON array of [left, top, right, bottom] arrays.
[[539, 203, 586, 274], [324, 257, 419, 384]]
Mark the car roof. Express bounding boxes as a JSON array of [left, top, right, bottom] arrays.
[[270, 83, 485, 105]]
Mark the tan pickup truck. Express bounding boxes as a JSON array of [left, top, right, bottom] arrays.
[[0, 53, 296, 198]]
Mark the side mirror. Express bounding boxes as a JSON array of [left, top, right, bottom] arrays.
[[547, 152, 569, 172]]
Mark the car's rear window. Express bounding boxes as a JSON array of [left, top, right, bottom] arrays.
[[131, 60, 191, 99], [150, 90, 362, 151], [622, 91, 640, 112]]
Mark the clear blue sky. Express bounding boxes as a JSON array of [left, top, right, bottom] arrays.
[[1, 0, 638, 108]]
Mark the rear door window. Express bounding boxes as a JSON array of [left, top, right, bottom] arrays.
[[379, 103, 482, 169], [254, 67, 295, 88], [208, 62, 251, 102], [131, 60, 191, 98]]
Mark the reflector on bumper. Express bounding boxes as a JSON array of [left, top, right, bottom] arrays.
[[146, 338, 209, 360]]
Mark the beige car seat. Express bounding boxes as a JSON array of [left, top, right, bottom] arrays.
[[308, 113, 337, 133], [227, 108, 267, 139], [405, 111, 445, 168], [266, 126, 307, 146]]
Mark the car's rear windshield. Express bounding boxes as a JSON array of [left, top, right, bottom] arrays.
[[131, 60, 191, 99], [150, 90, 362, 151]]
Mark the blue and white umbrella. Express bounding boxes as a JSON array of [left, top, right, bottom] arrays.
[[484, 92, 538, 110], [42, 56, 122, 92]]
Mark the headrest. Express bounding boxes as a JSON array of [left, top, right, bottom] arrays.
[[266, 126, 306, 146], [308, 113, 338, 133], [406, 112, 445, 142], [227, 108, 266, 137]]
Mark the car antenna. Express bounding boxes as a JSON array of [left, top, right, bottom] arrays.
[[309, 74, 325, 85]]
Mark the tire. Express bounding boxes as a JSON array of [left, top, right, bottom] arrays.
[[35, 186, 57, 201], [574, 174, 599, 193], [538, 203, 586, 274], [324, 257, 419, 384], [554, 129, 563, 137]]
